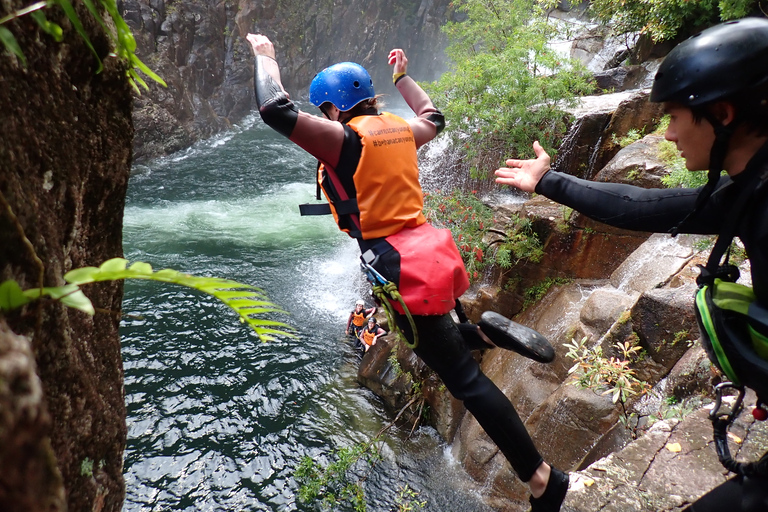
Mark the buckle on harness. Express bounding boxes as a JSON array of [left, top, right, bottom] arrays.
[[360, 260, 388, 286], [361, 249, 377, 265], [710, 382, 745, 423]]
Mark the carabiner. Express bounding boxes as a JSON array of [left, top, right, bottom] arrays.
[[709, 382, 746, 424]]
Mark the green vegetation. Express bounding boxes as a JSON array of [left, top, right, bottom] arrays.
[[612, 128, 644, 149], [422, 189, 543, 282], [295, 439, 382, 511], [0, 0, 165, 92], [0, 258, 294, 342], [394, 485, 427, 512], [589, 0, 760, 43], [80, 457, 94, 477], [424, 0, 593, 176], [295, 395, 428, 512], [523, 276, 570, 309], [564, 336, 651, 406]]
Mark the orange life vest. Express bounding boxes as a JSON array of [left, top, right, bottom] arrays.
[[318, 112, 426, 239], [351, 310, 366, 327], [361, 326, 381, 346]]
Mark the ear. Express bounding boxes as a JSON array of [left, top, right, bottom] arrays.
[[711, 101, 737, 126]]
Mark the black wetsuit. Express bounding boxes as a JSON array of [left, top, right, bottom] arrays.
[[536, 153, 768, 510]]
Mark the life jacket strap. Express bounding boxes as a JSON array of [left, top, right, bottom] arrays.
[[298, 198, 359, 217]]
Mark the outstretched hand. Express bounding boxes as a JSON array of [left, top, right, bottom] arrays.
[[388, 49, 408, 75], [246, 33, 276, 59], [494, 141, 551, 192]]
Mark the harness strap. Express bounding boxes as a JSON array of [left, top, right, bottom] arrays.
[[697, 139, 768, 286], [299, 198, 359, 217]]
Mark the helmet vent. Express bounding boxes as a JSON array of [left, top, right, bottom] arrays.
[[353, 81, 360, 88]]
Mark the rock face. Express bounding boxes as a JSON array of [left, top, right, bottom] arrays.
[[121, 0, 454, 161], [0, 2, 132, 511]]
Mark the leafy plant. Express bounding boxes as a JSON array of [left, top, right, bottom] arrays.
[[564, 336, 651, 406], [423, 189, 543, 282], [612, 128, 644, 148], [393, 484, 427, 512], [0, 258, 294, 342], [295, 440, 383, 511], [494, 216, 544, 269], [0, 0, 165, 92], [423, 189, 493, 281], [423, 0, 593, 176], [522, 276, 570, 309], [589, 0, 759, 43]]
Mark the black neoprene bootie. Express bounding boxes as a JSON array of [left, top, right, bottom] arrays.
[[478, 311, 555, 363], [529, 466, 569, 512]]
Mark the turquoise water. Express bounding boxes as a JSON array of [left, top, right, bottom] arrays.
[[121, 114, 492, 511]]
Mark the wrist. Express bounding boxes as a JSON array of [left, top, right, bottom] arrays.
[[393, 72, 406, 85]]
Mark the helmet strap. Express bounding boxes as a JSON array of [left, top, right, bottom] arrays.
[[670, 113, 740, 236]]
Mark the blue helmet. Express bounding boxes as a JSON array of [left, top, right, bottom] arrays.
[[309, 62, 375, 112]]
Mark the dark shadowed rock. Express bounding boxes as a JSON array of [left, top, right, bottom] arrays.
[[555, 90, 664, 181]]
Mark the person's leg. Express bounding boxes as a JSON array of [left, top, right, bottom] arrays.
[[395, 311, 567, 504], [685, 474, 768, 512]]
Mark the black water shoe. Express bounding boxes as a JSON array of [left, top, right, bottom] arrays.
[[478, 311, 555, 363], [529, 466, 569, 512]]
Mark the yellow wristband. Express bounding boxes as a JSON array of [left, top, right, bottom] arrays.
[[393, 72, 406, 84]]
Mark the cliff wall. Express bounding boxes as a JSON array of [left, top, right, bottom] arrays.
[[121, 0, 454, 161]]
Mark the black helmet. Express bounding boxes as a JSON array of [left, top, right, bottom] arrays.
[[652, 18, 768, 236], [651, 17, 768, 106], [367, 316, 377, 324]]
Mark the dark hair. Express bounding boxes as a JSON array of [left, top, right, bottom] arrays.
[[689, 82, 768, 136], [343, 95, 384, 118]]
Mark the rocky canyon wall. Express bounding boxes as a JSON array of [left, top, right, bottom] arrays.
[[121, 0, 454, 161]]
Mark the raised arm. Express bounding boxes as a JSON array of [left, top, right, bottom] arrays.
[[247, 33, 345, 168], [388, 48, 445, 147]]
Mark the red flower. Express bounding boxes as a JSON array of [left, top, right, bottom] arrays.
[[474, 248, 483, 262]]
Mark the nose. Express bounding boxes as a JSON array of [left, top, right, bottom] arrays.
[[664, 125, 676, 143]]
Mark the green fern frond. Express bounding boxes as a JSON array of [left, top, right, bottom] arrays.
[[0, 258, 295, 342]]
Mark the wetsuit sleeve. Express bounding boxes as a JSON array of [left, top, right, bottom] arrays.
[[535, 171, 729, 234], [396, 75, 445, 148], [254, 56, 298, 138], [254, 56, 345, 167]]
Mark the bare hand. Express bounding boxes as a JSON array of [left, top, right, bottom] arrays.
[[388, 49, 408, 75], [246, 33, 276, 59], [495, 141, 551, 192]]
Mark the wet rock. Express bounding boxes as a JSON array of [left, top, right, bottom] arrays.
[[610, 233, 698, 294], [595, 134, 668, 188], [632, 284, 699, 371], [126, 0, 454, 161], [555, 90, 664, 181], [565, 400, 768, 511], [580, 288, 636, 338], [665, 346, 717, 400]]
